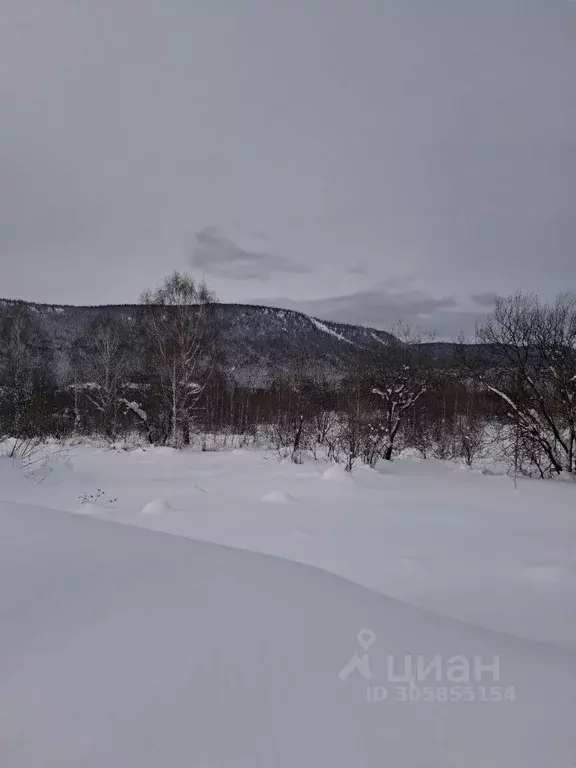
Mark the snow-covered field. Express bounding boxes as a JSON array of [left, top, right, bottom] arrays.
[[1, 442, 576, 766]]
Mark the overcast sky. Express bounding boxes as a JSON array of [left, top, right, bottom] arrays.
[[1, 0, 574, 337]]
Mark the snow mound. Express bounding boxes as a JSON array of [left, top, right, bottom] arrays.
[[29, 456, 74, 485], [140, 499, 174, 515], [110, 441, 130, 452], [321, 465, 355, 484], [153, 446, 177, 456], [74, 502, 100, 515], [355, 463, 378, 473], [262, 490, 297, 504]]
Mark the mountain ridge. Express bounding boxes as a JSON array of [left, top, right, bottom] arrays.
[[0, 298, 397, 384]]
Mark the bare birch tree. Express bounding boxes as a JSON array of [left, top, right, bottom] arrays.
[[140, 272, 218, 446]]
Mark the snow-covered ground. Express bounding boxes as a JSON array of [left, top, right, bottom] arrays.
[[4, 443, 575, 649], [1, 443, 576, 765]]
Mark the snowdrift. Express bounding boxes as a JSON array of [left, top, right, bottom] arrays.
[[0, 502, 574, 767]]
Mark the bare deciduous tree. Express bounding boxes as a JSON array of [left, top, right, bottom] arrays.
[[140, 272, 219, 446], [359, 324, 436, 461], [0, 302, 54, 436], [474, 293, 576, 476], [70, 314, 134, 438]]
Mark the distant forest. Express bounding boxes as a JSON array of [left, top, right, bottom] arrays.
[[1, 273, 575, 478]]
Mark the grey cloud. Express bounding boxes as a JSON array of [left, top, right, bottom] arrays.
[[0, 1, 574, 306], [250, 288, 490, 340], [191, 226, 311, 282], [470, 292, 499, 307]]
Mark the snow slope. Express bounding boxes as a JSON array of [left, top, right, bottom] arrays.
[[1, 501, 575, 767], [4, 445, 574, 649], [310, 316, 355, 344]]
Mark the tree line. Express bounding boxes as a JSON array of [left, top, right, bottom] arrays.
[[1, 273, 575, 478]]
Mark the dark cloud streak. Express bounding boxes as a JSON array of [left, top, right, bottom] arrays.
[[191, 226, 311, 282], [249, 288, 490, 339], [470, 293, 499, 308]]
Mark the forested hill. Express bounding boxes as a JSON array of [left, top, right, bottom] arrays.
[[0, 299, 396, 384]]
